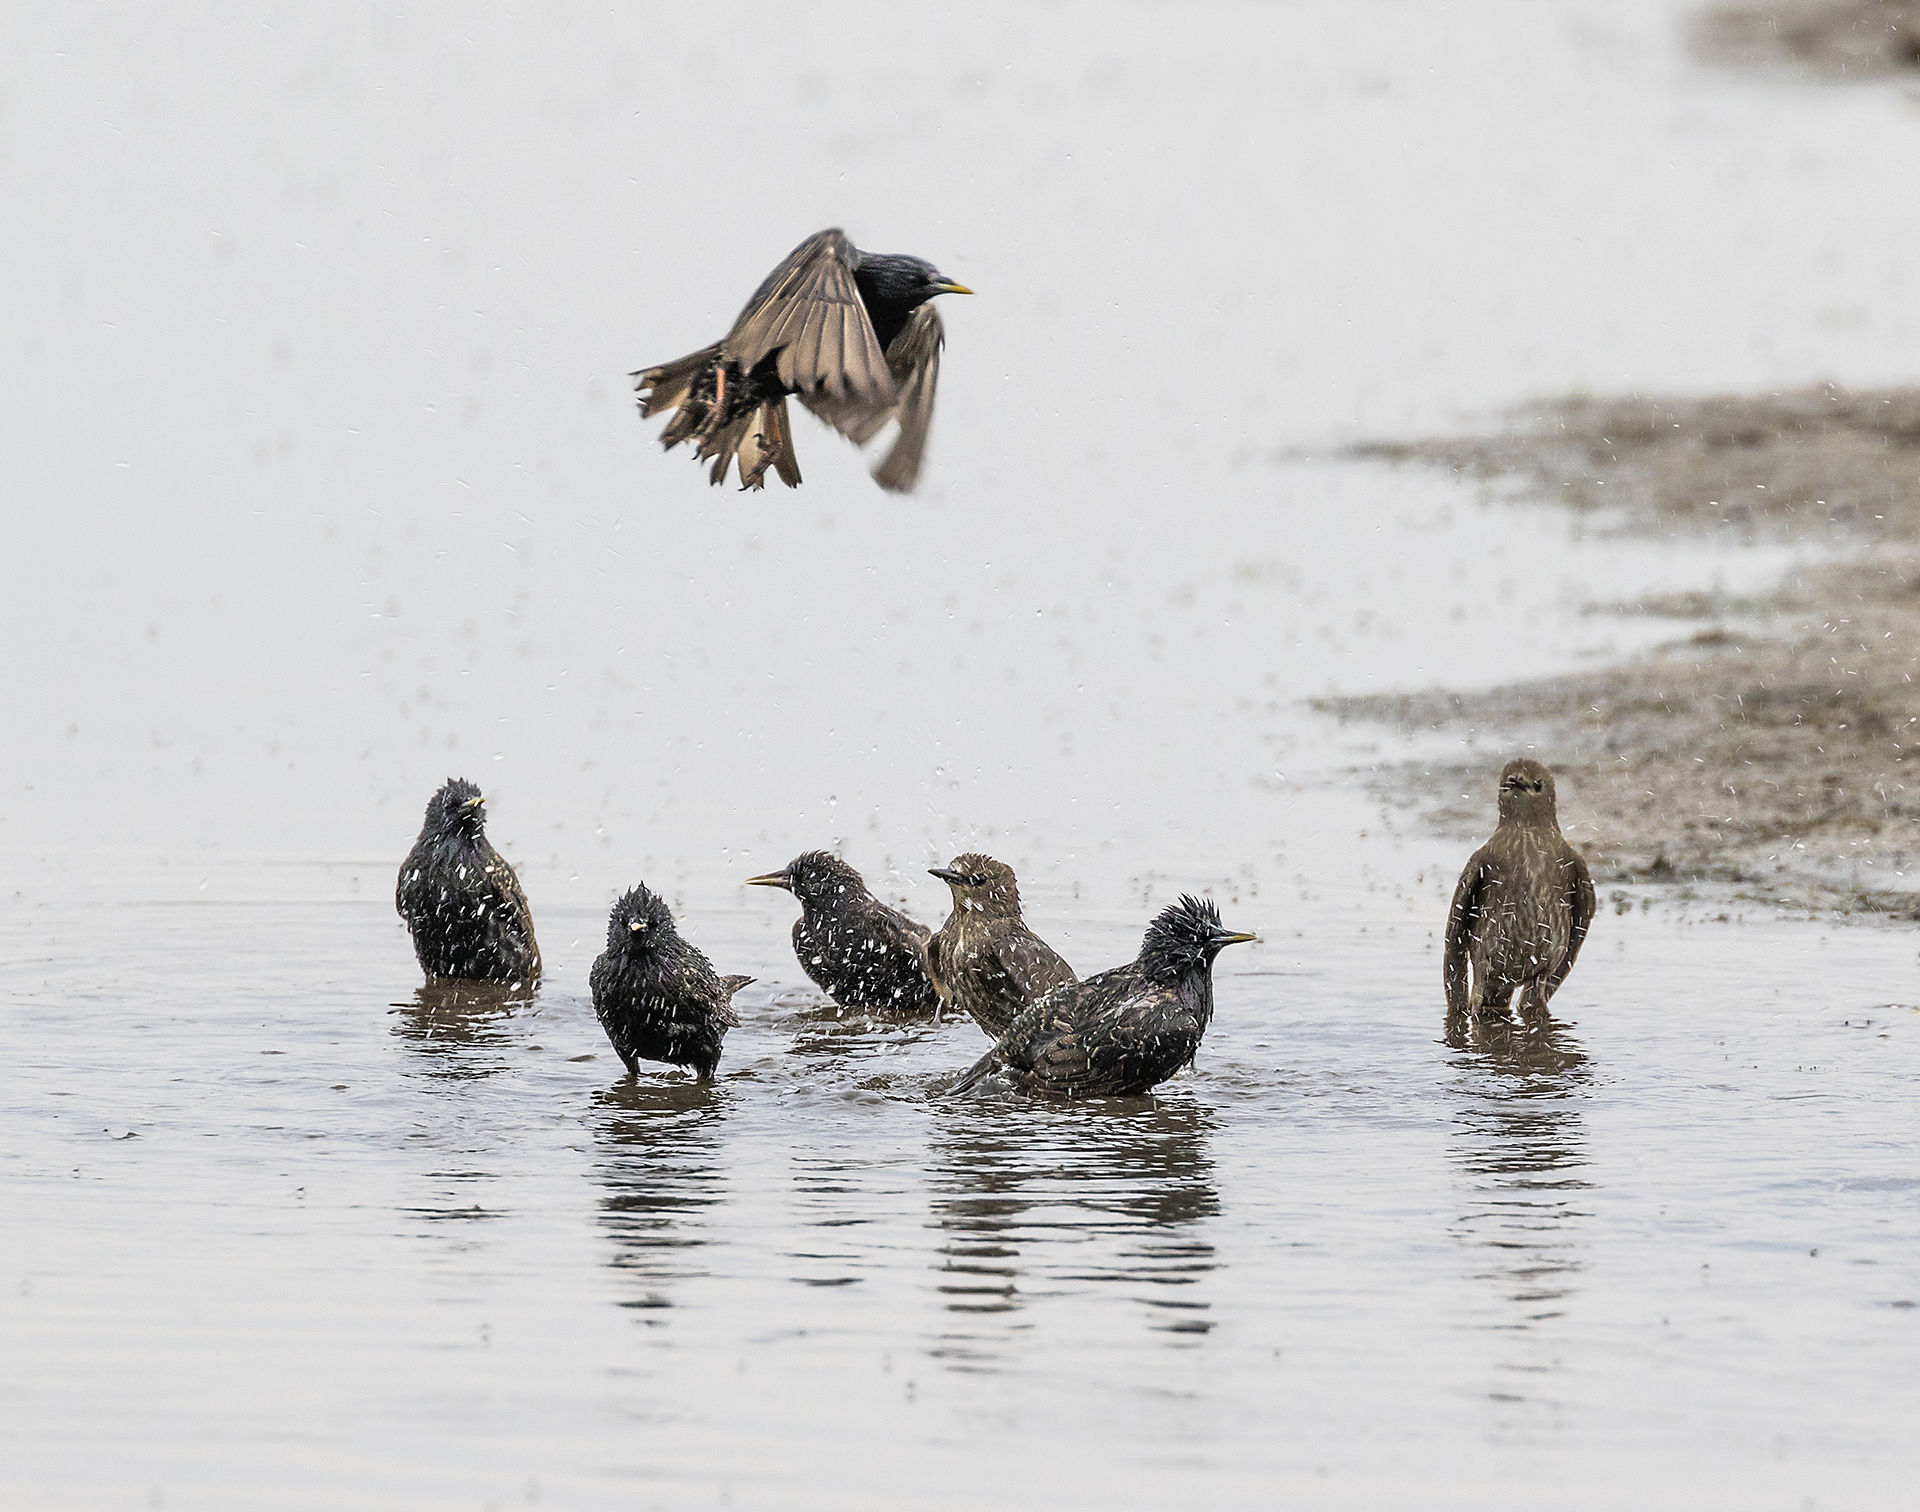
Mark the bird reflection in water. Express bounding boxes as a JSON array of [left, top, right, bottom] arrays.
[[1444, 1005, 1592, 1414], [389, 979, 537, 1080], [592, 1081, 729, 1324], [926, 1096, 1218, 1369]]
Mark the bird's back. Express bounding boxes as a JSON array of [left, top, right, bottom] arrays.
[[794, 891, 938, 1014], [938, 913, 1076, 1037], [993, 963, 1203, 1099]]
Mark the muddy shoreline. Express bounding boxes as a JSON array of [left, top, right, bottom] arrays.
[[1332, 385, 1920, 914]]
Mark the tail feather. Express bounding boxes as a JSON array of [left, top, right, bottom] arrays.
[[945, 1046, 1004, 1097], [635, 345, 803, 491], [716, 973, 754, 1029], [634, 344, 720, 421], [766, 398, 801, 487], [700, 415, 753, 488]]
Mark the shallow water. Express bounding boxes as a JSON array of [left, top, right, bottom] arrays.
[[6, 0, 1920, 1507], [6, 888, 1918, 1509]]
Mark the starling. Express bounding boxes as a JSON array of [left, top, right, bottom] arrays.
[[926, 854, 1077, 1038], [395, 778, 541, 985], [948, 895, 1255, 1099], [590, 883, 753, 1081], [745, 851, 941, 1017], [632, 228, 972, 494], [1444, 758, 1598, 1017]]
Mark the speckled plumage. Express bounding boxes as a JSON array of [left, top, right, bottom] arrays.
[[632, 228, 970, 493], [949, 895, 1255, 1099], [926, 854, 1077, 1039], [745, 851, 940, 1016], [1444, 758, 1597, 1017], [590, 883, 752, 1081], [395, 778, 541, 985]]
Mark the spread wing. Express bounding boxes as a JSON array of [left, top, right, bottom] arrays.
[[1443, 851, 1487, 1015], [871, 307, 943, 493], [801, 304, 946, 494], [722, 229, 893, 404], [1547, 849, 1597, 991]]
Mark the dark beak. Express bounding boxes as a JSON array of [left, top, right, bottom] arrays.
[[1215, 931, 1258, 947], [928, 867, 965, 885], [745, 871, 792, 891]]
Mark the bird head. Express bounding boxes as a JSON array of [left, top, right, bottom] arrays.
[[745, 849, 865, 907], [1496, 758, 1559, 824], [1137, 895, 1257, 986], [606, 882, 679, 953], [425, 777, 487, 838], [928, 854, 1022, 918], [858, 253, 974, 310]]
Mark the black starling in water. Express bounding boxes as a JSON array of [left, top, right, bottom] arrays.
[[926, 854, 1077, 1039], [590, 883, 753, 1081], [395, 778, 541, 985], [948, 895, 1256, 1099], [633, 228, 972, 493], [744, 851, 941, 1017], [1445, 758, 1598, 1017]]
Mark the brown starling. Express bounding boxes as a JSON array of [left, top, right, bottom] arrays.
[[590, 883, 753, 1081], [395, 778, 540, 985], [948, 895, 1255, 1099], [1444, 758, 1598, 1017], [632, 228, 972, 493], [926, 854, 1076, 1039], [745, 851, 940, 1016]]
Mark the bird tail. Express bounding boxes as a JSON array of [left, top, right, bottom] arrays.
[[634, 344, 720, 434], [716, 974, 754, 1029], [635, 347, 802, 491], [944, 1046, 1004, 1097], [732, 398, 802, 490]]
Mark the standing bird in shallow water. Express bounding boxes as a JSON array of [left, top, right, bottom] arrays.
[[1445, 758, 1597, 1018], [948, 895, 1255, 1099], [633, 228, 972, 493], [396, 778, 541, 985], [745, 851, 940, 1017], [926, 855, 1077, 1039], [591, 883, 753, 1081]]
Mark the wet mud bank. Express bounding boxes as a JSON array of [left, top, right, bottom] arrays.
[[1331, 386, 1920, 914], [1691, 1, 1920, 81]]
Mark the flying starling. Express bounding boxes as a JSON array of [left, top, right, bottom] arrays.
[[745, 851, 941, 1017], [632, 228, 973, 493], [948, 895, 1255, 1099], [590, 882, 753, 1081], [395, 778, 541, 985], [926, 854, 1076, 1039], [1445, 758, 1597, 1017]]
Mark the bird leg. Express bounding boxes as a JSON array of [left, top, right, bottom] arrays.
[[693, 362, 732, 447]]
